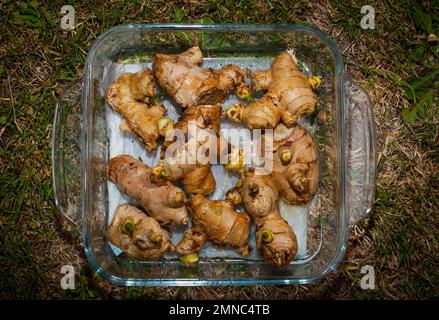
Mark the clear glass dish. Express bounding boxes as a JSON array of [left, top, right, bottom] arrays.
[[52, 24, 376, 286]]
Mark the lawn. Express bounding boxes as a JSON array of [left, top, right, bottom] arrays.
[[0, 0, 438, 299]]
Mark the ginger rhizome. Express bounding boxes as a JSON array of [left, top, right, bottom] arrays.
[[224, 50, 318, 129], [225, 123, 319, 205], [108, 204, 174, 260], [176, 194, 251, 259], [155, 104, 222, 196], [107, 69, 171, 151], [154, 47, 246, 108], [239, 170, 298, 268], [157, 158, 216, 196], [106, 155, 188, 226], [271, 124, 319, 204], [161, 104, 221, 152]]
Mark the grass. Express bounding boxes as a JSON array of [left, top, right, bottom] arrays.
[[0, 0, 438, 299]]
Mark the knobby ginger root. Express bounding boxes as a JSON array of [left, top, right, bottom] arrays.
[[175, 226, 207, 262], [160, 161, 216, 196], [106, 155, 188, 226], [162, 104, 221, 153], [240, 169, 298, 268], [176, 194, 252, 258], [108, 204, 174, 260], [226, 123, 320, 205], [155, 104, 222, 196], [154, 47, 246, 108], [271, 124, 319, 204], [224, 50, 318, 129], [107, 69, 170, 152]]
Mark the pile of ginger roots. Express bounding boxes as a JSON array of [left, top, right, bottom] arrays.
[[105, 47, 321, 268]]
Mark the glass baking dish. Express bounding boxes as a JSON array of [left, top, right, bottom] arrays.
[[52, 24, 376, 286]]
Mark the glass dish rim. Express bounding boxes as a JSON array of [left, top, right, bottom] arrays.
[[81, 23, 347, 286]]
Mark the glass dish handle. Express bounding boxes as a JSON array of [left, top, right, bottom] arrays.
[[52, 82, 83, 230], [345, 77, 377, 227]]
